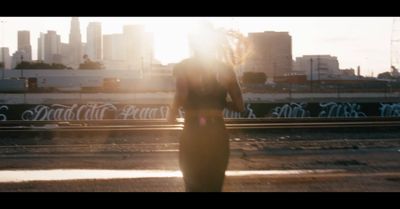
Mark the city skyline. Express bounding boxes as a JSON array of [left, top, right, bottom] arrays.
[[0, 17, 395, 76]]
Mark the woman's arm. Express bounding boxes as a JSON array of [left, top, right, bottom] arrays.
[[226, 69, 244, 113], [167, 69, 188, 123]]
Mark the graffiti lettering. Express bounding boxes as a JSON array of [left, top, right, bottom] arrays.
[[21, 103, 118, 121], [119, 105, 169, 119], [271, 103, 309, 118], [319, 102, 366, 118], [0, 105, 8, 121], [1, 101, 397, 121], [379, 103, 400, 117], [223, 103, 256, 118]]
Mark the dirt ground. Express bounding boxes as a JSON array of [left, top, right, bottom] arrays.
[[0, 130, 399, 192]]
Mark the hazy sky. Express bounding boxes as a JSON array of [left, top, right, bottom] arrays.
[[0, 17, 395, 76]]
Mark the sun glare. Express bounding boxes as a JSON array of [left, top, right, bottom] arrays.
[[145, 20, 196, 64], [124, 18, 226, 65]]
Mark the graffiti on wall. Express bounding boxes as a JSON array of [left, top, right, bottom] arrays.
[[21, 104, 118, 121], [1, 102, 400, 121], [118, 105, 169, 120], [318, 102, 367, 118], [0, 105, 8, 121], [0, 103, 254, 121], [379, 103, 400, 117], [271, 103, 310, 118], [224, 104, 256, 119]]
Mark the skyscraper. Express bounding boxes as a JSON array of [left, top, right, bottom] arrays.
[[245, 31, 292, 79], [38, 30, 61, 64], [86, 22, 102, 61], [17, 30, 32, 61], [37, 32, 45, 61], [103, 34, 113, 61], [123, 25, 153, 71], [69, 17, 82, 68], [102, 33, 129, 70], [124, 25, 144, 70], [0, 47, 11, 69], [103, 34, 125, 61]]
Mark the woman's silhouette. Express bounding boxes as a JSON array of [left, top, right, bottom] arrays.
[[168, 22, 247, 192]]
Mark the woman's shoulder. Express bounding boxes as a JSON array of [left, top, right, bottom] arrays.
[[177, 58, 194, 66], [217, 61, 235, 77], [173, 58, 194, 76], [173, 58, 235, 77]]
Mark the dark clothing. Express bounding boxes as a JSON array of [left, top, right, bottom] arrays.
[[179, 117, 229, 192], [174, 58, 231, 192], [173, 58, 230, 111]]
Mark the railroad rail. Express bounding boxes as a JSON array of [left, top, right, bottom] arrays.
[[1, 117, 400, 132]]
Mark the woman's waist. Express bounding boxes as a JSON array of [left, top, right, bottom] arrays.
[[184, 95, 226, 110], [184, 109, 224, 119], [184, 109, 224, 126]]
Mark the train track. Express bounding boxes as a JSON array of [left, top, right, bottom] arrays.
[[1, 117, 400, 132]]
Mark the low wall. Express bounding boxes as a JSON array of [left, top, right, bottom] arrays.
[[1, 102, 400, 121]]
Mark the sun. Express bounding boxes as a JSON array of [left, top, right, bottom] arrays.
[[138, 18, 227, 65], [144, 20, 198, 65]]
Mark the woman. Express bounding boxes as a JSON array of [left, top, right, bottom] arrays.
[[168, 22, 247, 192]]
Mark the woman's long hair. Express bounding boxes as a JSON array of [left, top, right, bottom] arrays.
[[216, 28, 251, 69], [188, 22, 251, 70], [187, 22, 250, 97]]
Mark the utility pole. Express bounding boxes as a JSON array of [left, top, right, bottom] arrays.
[[391, 17, 400, 71], [20, 55, 24, 78], [310, 58, 313, 93], [141, 56, 144, 78], [317, 56, 321, 81], [273, 61, 276, 83]]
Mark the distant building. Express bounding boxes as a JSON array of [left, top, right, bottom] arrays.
[[293, 55, 340, 80], [60, 43, 71, 66], [105, 34, 125, 61], [103, 34, 113, 61], [101, 25, 154, 71], [69, 17, 82, 68], [340, 68, 357, 79], [244, 31, 292, 79], [39, 30, 61, 64], [81, 42, 86, 60], [0, 47, 11, 69], [103, 34, 128, 70], [37, 33, 45, 61], [144, 32, 154, 71], [17, 30, 32, 61], [11, 50, 29, 68], [86, 22, 102, 61], [123, 25, 154, 71]]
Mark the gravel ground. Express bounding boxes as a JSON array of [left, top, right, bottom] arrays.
[[0, 129, 399, 192]]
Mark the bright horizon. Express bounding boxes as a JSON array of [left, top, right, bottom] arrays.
[[0, 17, 395, 76]]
